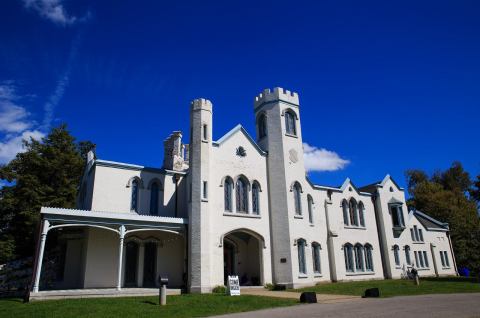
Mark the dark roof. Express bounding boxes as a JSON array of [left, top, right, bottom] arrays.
[[413, 210, 449, 231], [358, 181, 381, 194]]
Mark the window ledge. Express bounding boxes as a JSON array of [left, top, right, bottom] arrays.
[[285, 133, 298, 138], [344, 226, 366, 230], [298, 274, 308, 278], [412, 241, 425, 244], [442, 267, 451, 270], [223, 212, 261, 219], [294, 215, 303, 219], [313, 273, 323, 278], [345, 271, 376, 276], [309, 223, 314, 227], [201, 139, 209, 143], [201, 198, 208, 202], [417, 268, 430, 271]]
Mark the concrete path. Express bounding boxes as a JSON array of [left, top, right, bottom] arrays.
[[241, 288, 361, 303], [29, 288, 181, 301], [213, 293, 480, 318]]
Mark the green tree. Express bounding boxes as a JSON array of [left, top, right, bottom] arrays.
[[0, 124, 94, 263], [406, 163, 480, 274]]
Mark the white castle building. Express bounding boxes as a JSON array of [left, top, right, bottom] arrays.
[[31, 88, 457, 294]]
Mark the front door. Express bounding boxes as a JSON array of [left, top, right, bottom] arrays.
[[124, 241, 138, 287], [143, 242, 157, 287]]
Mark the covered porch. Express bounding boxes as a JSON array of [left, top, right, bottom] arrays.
[[31, 207, 188, 296]]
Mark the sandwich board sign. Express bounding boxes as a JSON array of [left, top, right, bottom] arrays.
[[227, 275, 240, 296]]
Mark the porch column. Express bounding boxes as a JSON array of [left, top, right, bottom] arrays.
[[117, 225, 125, 290], [137, 242, 145, 287], [32, 220, 50, 293]]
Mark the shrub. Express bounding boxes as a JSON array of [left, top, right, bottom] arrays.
[[212, 285, 226, 294]]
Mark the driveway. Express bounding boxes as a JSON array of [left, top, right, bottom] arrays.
[[213, 293, 480, 318]]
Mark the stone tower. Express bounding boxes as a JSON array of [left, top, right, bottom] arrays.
[[188, 98, 213, 292], [254, 87, 306, 287]]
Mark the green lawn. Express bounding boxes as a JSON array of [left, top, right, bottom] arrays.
[[0, 294, 298, 318], [294, 276, 480, 298]]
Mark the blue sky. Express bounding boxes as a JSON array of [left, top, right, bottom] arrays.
[[1, 0, 479, 189]]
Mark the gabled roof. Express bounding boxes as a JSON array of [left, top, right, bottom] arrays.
[[339, 178, 373, 196], [359, 174, 404, 194], [213, 124, 267, 156], [412, 209, 449, 231]]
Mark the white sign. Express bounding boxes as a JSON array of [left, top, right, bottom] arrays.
[[227, 275, 240, 296]]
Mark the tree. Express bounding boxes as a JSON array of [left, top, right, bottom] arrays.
[[0, 124, 94, 263], [406, 163, 480, 274]]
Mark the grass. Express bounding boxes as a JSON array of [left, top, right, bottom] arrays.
[[0, 294, 299, 318], [294, 276, 480, 298]]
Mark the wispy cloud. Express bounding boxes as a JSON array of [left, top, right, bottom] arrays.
[[22, 0, 90, 26], [41, 33, 81, 130], [303, 142, 350, 172], [0, 82, 44, 164]]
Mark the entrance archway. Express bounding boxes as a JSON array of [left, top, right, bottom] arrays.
[[223, 230, 263, 286]]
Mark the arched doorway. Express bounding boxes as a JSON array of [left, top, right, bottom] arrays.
[[124, 241, 139, 287], [223, 230, 262, 286]]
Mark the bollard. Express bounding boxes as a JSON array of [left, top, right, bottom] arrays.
[[158, 276, 169, 306], [160, 284, 167, 306]]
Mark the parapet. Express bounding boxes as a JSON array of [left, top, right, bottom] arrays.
[[254, 87, 299, 109], [191, 98, 212, 111]]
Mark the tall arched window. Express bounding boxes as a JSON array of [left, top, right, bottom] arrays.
[[131, 179, 139, 212], [312, 242, 321, 274], [354, 244, 364, 271], [297, 239, 307, 274], [393, 245, 400, 266], [358, 201, 365, 227], [307, 195, 314, 224], [285, 110, 296, 135], [149, 182, 159, 215], [258, 114, 267, 139], [252, 182, 260, 215], [236, 177, 248, 213], [344, 243, 354, 272], [404, 245, 411, 265], [365, 244, 374, 271], [349, 199, 358, 226], [293, 182, 302, 215], [342, 200, 349, 225], [224, 177, 233, 212]]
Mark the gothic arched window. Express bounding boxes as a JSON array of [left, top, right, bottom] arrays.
[[131, 179, 139, 212], [252, 182, 260, 215], [236, 177, 248, 213], [149, 182, 159, 215], [344, 243, 354, 272], [354, 244, 365, 271], [293, 182, 302, 215], [307, 195, 314, 224], [358, 201, 365, 227], [258, 114, 267, 139], [342, 199, 349, 225], [404, 245, 411, 265], [224, 177, 233, 212], [349, 199, 359, 226], [365, 244, 374, 271], [285, 110, 296, 135], [297, 239, 307, 274], [312, 242, 321, 274], [393, 245, 400, 266]]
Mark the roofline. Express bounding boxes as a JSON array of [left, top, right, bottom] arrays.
[[413, 209, 449, 229], [95, 159, 187, 175], [306, 176, 372, 196], [212, 124, 267, 156]]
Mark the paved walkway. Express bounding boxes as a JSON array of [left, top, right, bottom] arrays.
[[241, 288, 361, 303], [29, 288, 181, 301], [214, 293, 480, 318]]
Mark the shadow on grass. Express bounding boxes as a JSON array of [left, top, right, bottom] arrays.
[[141, 300, 157, 305], [422, 277, 479, 284]]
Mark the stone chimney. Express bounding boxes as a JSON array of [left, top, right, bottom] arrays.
[[163, 131, 188, 171]]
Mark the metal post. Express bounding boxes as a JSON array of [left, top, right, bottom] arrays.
[[32, 220, 49, 293], [117, 225, 125, 291], [160, 285, 167, 306]]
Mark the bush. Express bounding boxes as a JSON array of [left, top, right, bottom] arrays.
[[264, 283, 274, 291], [212, 285, 226, 294]]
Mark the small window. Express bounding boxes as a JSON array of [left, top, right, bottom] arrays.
[[224, 177, 233, 211], [405, 246, 411, 265], [354, 244, 365, 271], [202, 181, 208, 200], [390, 205, 405, 228], [202, 124, 208, 140], [393, 245, 400, 266], [418, 229, 424, 242], [410, 228, 415, 241], [149, 182, 159, 215], [131, 179, 139, 212], [414, 251, 419, 267], [293, 182, 302, 215], [364, 244, 374, 271], [252, 182, 260, 215], [423, 251, 429, 267], [444, 251, 450, 267], [285, 110, 297, 135], [258, 114, 267, 139], [297, 239, 307, 274], [307, 195, 314, 224], [312, 243, 321, 274], [440, 251, 445, 267], [344, 244, 354, 272]]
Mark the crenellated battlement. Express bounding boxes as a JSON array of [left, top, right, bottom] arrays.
[[254, 87, 299, 109], [191, 98, 212, 111]]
